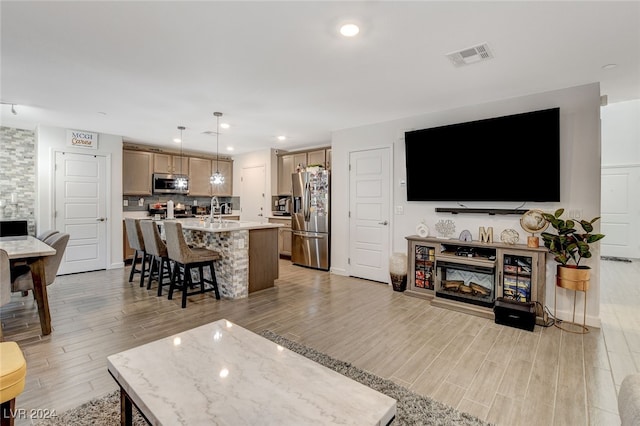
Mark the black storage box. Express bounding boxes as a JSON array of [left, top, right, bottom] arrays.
[[493, 297, 536, 332]]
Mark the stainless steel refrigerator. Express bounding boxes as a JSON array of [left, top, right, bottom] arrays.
[[291, 170, 330, 270]]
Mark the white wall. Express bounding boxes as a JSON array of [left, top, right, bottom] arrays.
[[35, 125, 123, 269], [602, 99, 640, 165], [332, 83, 603, 326], [231, 147, 277, 218], [600, 99, 640, 258]]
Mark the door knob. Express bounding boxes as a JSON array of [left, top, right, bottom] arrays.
[[379, 220, 388, 225], [96, 218, 106, 222]]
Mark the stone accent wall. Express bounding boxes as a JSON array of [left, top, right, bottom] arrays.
[[184, 229, 250, 299], [0, 126, 36, 235]]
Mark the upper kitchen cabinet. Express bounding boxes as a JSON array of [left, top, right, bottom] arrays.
[[188, 157, 233, 197], [211, 159, 233, 196], [123, 150, 153, 195], [154, 153, 189, 175], [188, 157, 212, 196], [277, 152, 307, 195], [307, 149, 326, 167], [277, 148, 330, 195]]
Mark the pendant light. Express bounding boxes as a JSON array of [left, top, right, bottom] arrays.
[[210, 111, 224, 185], [175, 126, 187, 189]]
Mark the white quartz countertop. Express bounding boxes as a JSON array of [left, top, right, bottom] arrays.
[[159, 218, 283, 232], [107, 319, 396, 425]]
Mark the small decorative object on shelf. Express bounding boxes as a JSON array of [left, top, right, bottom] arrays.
[[500, 229, 520, 245], [479, 226, 494, 243], [458, 229, 472, 242], [520, 209, 549, 247], [416, 221, 429, 238], [435, 219, 455, 239]]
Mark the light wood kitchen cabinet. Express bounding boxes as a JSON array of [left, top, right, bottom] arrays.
[[211, 159, 233, 196], [188, 157, 233, 197], [277, 153, 306, 195], [154, 153, 189, 175], [188, 157, 212, 196], [307, 149, 326, 167], [268, 217, 292, 257], [123, 150, 153, 195]]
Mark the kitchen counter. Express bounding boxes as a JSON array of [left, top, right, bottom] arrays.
[[157, 219, 281, 299], [177, 218, 283, 232]]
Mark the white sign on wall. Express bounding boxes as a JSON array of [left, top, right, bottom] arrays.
[[67, 130, 98, 149]]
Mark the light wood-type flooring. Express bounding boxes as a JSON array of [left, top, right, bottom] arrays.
[[1, 258, 638, 425]]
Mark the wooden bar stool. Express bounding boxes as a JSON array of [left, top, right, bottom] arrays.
[[139, 220, 172, 296], [124, 218, 151, 287], [164, 221, 221, 308], [0, 342, 27, 426]]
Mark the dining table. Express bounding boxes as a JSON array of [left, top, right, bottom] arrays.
[[0, 235, 56, 335]]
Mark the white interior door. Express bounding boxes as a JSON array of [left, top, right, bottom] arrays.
[[348, 147, 391, 283], [601, 165, 640, 259], [55, 152, 108, 274], [240, 165, 266, 222]]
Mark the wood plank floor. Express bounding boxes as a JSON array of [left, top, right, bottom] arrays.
[[1, 258, 638, 425]]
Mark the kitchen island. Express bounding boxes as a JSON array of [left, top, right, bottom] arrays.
[[158, 219, 282, 299]]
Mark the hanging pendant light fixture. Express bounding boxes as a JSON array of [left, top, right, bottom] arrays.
[[175, 126, 188, 189], [210, 111, 224, 185]]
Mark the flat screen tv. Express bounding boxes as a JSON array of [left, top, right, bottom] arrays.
[[405, 107, 560, 202]]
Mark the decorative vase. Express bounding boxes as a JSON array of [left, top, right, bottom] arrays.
[[389, 253, 408, 292], [556, 265, 590, 292]]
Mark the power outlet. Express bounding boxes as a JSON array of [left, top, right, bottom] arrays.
[[395, 205, 404, 215], [123, 199, 128, 207]]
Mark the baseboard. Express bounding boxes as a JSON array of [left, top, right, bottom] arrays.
[[551, 308, 601, 329], [110, 262, 125, 270], [330, 267, 347, 276]]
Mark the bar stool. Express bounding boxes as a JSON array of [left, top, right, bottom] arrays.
[[0, 342, 26, 426], [139, 220, 172, 296], [164, 221, 221, 308], [124, 218, 151, 287]]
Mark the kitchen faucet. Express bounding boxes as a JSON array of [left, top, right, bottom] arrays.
[[210, 196, 221, 224]]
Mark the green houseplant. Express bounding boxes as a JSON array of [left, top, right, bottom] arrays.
[[540, 208, 605, 291]]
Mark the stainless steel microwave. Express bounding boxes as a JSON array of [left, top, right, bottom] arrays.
[[152, 173, 189, 194]]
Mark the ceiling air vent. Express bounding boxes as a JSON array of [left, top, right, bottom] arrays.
[[446, 43, 494, 67], [202, 130, 217, 135]]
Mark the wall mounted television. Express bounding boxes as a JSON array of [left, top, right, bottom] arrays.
[[404, 107, 560, 202]]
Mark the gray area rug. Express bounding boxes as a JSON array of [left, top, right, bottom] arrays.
[[38, 330, 491, 425]]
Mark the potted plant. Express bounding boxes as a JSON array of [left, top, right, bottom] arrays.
[[540, 208, 605, 291]]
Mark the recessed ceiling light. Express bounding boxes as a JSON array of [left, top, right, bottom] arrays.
[[277, 135, 287, 141], [173, 138, 181, 143], [340, 23, 359, 37], [220, 123, 230, 129], [602, 63, 617, 70], [226, 146, 234, 151]]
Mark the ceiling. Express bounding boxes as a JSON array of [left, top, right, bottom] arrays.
[[1, 1, 639, 156]]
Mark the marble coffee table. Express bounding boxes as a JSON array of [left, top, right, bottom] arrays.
[[107, 319, 396, 425]]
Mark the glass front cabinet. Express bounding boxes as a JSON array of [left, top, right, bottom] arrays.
[[407, 240, 437, 298], [497, 248, 546, 306]]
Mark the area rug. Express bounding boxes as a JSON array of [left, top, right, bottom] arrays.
[[37, 330, 490, 426]]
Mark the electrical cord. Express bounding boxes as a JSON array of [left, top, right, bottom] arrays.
[[535, 301, 561, 327]]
